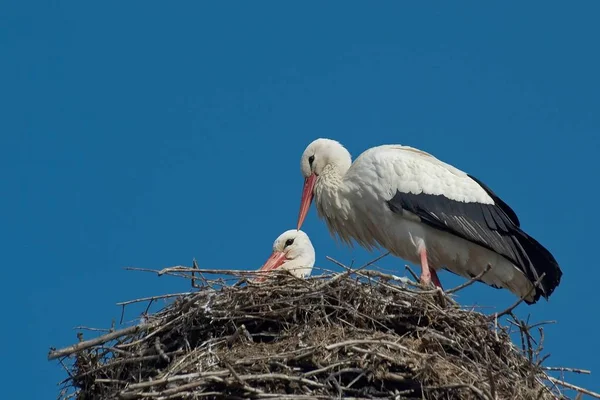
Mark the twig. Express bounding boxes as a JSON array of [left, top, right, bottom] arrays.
[[547, 376, 600, 399], [116, 293, 191, 307], [356, 269, 414, 285], [125, 266, 261, 277], [67, 350, 185, 383], [72, 326, 112, 333], [529, 320, 557, 329], [543, 367, 591, 375], [423, 383, 490, 400], [238, 373, 329, 389], [488, 273, 546, 321], [324, 338, 422, 356], [155, 337, 170, 362], [487, 365, 497, 400], [122, 370, 229, 391], [405, 265, 419, 281], [322, 251, 390, 290], [48, 324, 150, 360], [302, 361, 350, 377], [225, 361, 245, 384], [446, 264, 492, 294]]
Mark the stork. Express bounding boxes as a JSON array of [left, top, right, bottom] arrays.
[[296, 138, 562, 303], [255, 229, 315, 282]]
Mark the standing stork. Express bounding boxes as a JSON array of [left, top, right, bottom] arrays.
[[296, 138, 562, 303], [255, 229, 315, 282]]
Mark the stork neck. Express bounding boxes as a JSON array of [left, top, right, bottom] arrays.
[[316, 164, 343, 193], [314, 165, 351, 220]]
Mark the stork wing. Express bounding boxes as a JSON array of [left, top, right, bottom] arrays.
[[386, 188, 529, 272], [349, 145, 560, 299]]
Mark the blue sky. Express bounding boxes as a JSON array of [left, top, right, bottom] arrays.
[[2, 2, 599, 398]]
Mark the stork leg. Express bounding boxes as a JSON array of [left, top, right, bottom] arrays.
[[418, 247, 443, 289]]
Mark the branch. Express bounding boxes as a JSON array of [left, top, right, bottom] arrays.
[[488, 273, 546, 321], [124, 266, 260, 277], [547, 376, 600, 399], [116, 292, 191, 306], [446, 264, 492, 294], [320, 252, 390, 289], [423, 383, 490, 400], [543, 367, 591, 375], [48, 324, 150, 360]]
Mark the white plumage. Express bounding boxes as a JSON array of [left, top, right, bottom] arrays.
[[297, 138, 562, 303], [255, 229, 315, 281]]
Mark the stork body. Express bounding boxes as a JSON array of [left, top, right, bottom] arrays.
[[256, 229, 315, 281], [297, 139, 562, 303]]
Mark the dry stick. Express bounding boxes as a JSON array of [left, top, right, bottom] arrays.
[[547, 376, 600, 399], [122, 370, 230, 391], [117, 312, 187, 349], [224, 362, 265, 395], [127, 379, 220, 399], [254, 396, 332, 400], [58, 357, 74, 379], [224, 362, 245, 384], [190, 258, 203, 289], [237, 373, 328, 389], [302, 361, 350, 377], [72, 326, 112, 333], [521, 319, 534, 362], [62, 350, 185, 385], [405, 265, 419, 281], [423, 383, 490, 400], [125, 266, 259, 277], [529, 320, 557, 329], [446, 264, 492, 294], [321, 252, 390, 289], [154, 337, 170, 362], [324, 338, 423, 356], [535, 327, 545, 363], [118, 294, 191, 325], [127, 373, 329, 397], [543, 367, 591, 375], [358, 269, 416, 286], [487, 365, 497, 400], [488, 273, 546, 321], [116, 293, 191, 307], [332, 261, 426, 295], [48, 324, 150, 360]]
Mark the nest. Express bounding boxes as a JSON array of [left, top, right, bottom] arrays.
[[50, 259, 593, 400]]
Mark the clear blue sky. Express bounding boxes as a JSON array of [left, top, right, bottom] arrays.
[[2, 2, 599, 398]]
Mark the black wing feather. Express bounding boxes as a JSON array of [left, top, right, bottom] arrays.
[[387, 182, 562, 302], [468, 174, 520, 227]]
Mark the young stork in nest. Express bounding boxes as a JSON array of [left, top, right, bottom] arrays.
[[296, 138, 562, 304], [255, 229, 315, 282]]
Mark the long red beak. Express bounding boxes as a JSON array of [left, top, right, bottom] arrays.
[[255, 251, 287, 282], [297, 173, 317, 230]]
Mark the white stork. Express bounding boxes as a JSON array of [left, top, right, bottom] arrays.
[[296, 138, 562, 303], [255, 229, 315, 281]]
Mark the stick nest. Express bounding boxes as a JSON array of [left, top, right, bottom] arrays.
[[51, 265, 583, 400]]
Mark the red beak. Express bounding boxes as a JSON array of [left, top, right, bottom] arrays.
[[255, 251, 287, 282], [297, 173, 317, 230]]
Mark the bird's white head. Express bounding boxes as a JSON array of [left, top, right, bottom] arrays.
[[298, 138, 352, 229], [256, 229, 316, 280]]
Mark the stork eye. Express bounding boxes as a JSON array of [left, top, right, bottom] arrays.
[[308, 155, 315, 166], [285, 238, 294, 247]]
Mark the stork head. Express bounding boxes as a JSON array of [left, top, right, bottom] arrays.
[[298, 138, 352, 229], [256, 229, 315, 281]]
